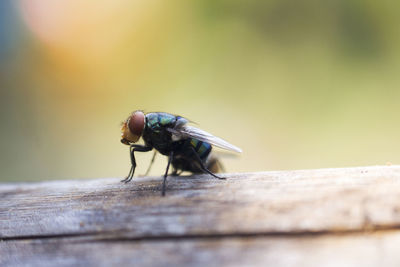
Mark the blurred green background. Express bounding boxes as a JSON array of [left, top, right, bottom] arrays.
[[1, 0, 399, 182]]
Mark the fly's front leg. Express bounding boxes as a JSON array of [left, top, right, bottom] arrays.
[[121, 144, 152, 183]]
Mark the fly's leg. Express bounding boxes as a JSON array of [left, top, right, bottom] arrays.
[[218, 161, 226, 173], [121, 144, 152, 183], [121, 145, 135, 183], [171, 169, 183, 176], [144, 150, 157, 176], [162, 151, 174, 196], [206, 156, 225, 173], [190, 147, 226, 180]]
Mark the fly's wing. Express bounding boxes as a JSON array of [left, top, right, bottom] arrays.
[[167, 124, 242, 153]]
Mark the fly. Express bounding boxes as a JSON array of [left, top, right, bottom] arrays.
[[120, 111, 242, 196]]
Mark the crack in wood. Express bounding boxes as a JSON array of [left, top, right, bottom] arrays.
[[3, 225, 400, 243]]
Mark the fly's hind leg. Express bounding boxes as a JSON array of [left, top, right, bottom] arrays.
[[190, 147, 226, 180], [206, 156, 225, 173]]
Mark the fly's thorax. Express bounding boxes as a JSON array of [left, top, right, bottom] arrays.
[[141, 113, 179, 155], [120, 110, 145, 145], [145, 112, 177, 131]]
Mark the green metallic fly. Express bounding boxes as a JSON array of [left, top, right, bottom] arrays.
[[120, 111, 242, 196]]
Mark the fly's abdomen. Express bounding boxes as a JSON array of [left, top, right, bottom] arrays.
[[170, 138, 213, 174], [190, 138, 212, 161]]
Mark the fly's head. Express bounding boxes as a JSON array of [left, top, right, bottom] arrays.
[[121, 110, 145, 145]]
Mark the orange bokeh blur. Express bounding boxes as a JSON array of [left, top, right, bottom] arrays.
[[1, 0, 400, 181]]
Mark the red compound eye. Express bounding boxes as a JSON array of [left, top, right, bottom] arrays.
[[128, 111, 145, 137]]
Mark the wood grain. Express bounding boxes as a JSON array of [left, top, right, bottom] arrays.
[[2, 232, 400, 267], [2, 165, 400, 266]]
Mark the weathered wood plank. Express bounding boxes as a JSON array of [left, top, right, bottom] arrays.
[[2, 166, 400, 239], [2, 231, 400, 267], [3, 165, 400, 266]]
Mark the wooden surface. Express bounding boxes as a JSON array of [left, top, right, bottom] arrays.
[[2, 165, 400, 266]]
